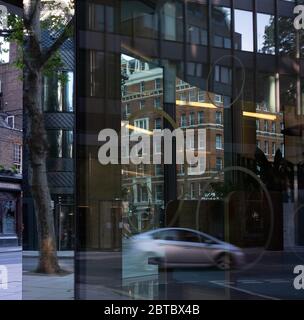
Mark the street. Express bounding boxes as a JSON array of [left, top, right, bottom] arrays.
[[1, 249, 304, 300], [78, 249, 304, 300]]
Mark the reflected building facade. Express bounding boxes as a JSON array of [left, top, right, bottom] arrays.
[[76, 0, 304, 300]]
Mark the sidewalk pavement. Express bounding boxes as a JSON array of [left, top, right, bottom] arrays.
[[23, 272, 74, 300]]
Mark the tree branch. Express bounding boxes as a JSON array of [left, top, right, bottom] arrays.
[[39, 16, 74, 69]]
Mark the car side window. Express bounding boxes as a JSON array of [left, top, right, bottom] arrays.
[[159, 230, 179, 241], [175, 230, 201, 243], [200, 235, 217, 244]]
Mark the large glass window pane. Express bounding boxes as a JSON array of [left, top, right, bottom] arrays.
[[43, 72, 74, 112], [162, 2, 184, 42], [187, 2, 208, 46], [76, 0, 304, 302], [256, 73, 276, 113], [278, 16, 297, 57], [212, 7, 231, 48], [121, 0, 158, 38], [234, 10, 253, 52], [257, 13, 275, 54], [47, 130, 73, 158]]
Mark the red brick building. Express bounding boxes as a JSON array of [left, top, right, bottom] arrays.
[[121, 56, 284, 232], [0, 37, 23, 247]]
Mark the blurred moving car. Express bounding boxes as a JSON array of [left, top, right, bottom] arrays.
[[129, 228, 245, 270]]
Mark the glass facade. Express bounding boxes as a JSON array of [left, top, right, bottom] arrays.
[[76, 0, 304, 300]]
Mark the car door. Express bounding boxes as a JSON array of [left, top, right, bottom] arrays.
[[171, 230, 210, 265], [155, 229, 185, 264]]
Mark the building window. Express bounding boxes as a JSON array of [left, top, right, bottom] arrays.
[[155, 78, 161, 89], [47, 130, 73, 159], [264, 121, 269, 132], [134, 118, 149, 130], [139, 100, 145, 110], [88, 3, 105, 31], [154, 139, 162, 154], [216, 135, 223, 150], [140, 81, 145, 92], [189, 112, 195, 126], [0, 200, 16, 235], [188, 135, 195, 150], [272, 122, 276, 133], [198, 90, 205, 102], [265, 141, 269, 155], [137, 184, 148, 203], [13, 144, 22, 173], [198, 111, 204, 124], [155, 118, 161, 129], [189, 90, 197, 102], [234, 10, 254, 52], [257, 140, 261, 149], [272, 142, 276, 156], [43, 71, 74, 112], [190, 183, 196, 199], [257, 13, 275, 55], [280, 143, 285, 157], [122, 85, 128, 96], [179, 164, 184, 175], [179, 92, 187, 102], [155, 185, 163, 201], [216, 112, 222, 125], [256, 73, 276, 113], [125, 104, 130, 117], [154, 97, 161, 109], [155, 165, 163, 176], [181, 114, 187, 127], [6, 116, 15, 129], [216, 158, 223, 171], [214, 94, 223, 104], [256, 120, 260, 130], [212, 6, 232, 48], [215, 65, 232, 84]]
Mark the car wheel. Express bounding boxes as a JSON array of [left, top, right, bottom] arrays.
[[215, 253, 233, 271]]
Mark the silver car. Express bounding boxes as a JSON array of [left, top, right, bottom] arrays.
[[129, 228, 245, 270]]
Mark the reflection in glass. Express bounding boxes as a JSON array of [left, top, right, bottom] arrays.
[[212, 7, 231, 49], [121, 0, 158, 39], [278, 16, 299, 57], [257, 13, 275, 55], [256, 73, 276, 113], [234, 10, 253, 52], [43, 72, 74, 112], [187, 2, 208, 46], [76, 0, 304, 301], [47, 130, 73, 159], [0, 201, 16, 234]]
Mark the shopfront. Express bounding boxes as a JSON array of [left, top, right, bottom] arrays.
[[0, 174, 22, 247], [76, 0, 304, 300]]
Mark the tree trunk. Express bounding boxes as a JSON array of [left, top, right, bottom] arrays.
[[23, 0, 61, 274], [24, 67, 61, 274]]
